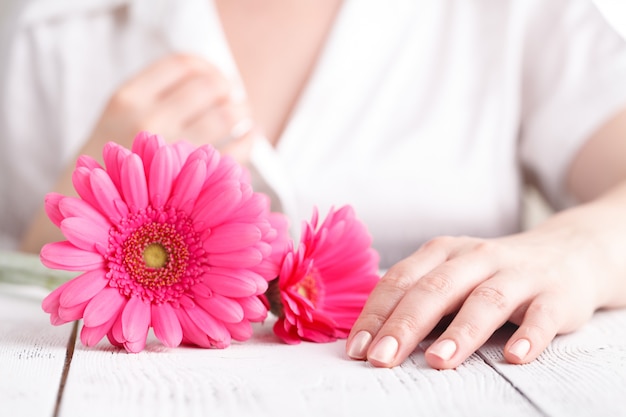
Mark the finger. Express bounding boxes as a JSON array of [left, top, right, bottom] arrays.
[[424, 273, 528, 369], [180, 100, 252, 147], [503, 294, 563, 364], [149, 74, 232, 132], [346, 237, 456, 360], [123, 54, 219, 103], [217, 125, 260, 164], [364, 250, 499, 368]]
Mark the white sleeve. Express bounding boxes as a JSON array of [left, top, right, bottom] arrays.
[[0, 7, 63, 250], [519, 0, 626, 209]]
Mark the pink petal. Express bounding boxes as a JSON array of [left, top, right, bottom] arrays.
[[124, 338, 147, 353], [190, 282, 212, 298], [121, 296, 151, 343], [191, 181, 242, 228], [229, 192, 267, 222], [120, 153, 149, 211], [40, 241, 104, 271], [110, 314, 125, 345], [273, 318, 301, 344], [238, 296, 268, 322], [131, 131, 155, 156], [102, 142, 130, 189], [251, 259, 282, 283], [58, 300, 88, 322], [59, 269, 109, 307], [148, 145, 176, 208], [174, 308, 212, 348], [207, 247, 263, 268], [60, 217, 110, 252], [168, 157, 206, 214], [42, 279, 73, 314], [133, 131, 165, 177], [202, 268, 264, 298], [106, 331, 125, 349], [203, 223, 262, 253], [185, 306, 231, 346], [194, 293, 244, 324], [90, 168, 129, 221], [171, 141, 196, 164], [205, 155, 243, 186], [49, 314, 66, 326], [58, 197, 110, 228], [299, 327, 336, 343], [44, 193, 65, 227], [225, 320, 253, 341], [83, 287, 126, 328], [80, 313, 118, 347], [152, 303, 183, 348], [199, 145, 221, 178], [72, 167, 99, 209], [76, 154, 101, 170]]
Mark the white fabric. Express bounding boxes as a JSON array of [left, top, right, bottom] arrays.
[[2, 0, 626, 267]]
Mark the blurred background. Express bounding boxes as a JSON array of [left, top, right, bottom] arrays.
[[523, 0, 626, 227], [594, 0, 626, 37], [1, 0, 625, 36], [0, 0, 624, 228]]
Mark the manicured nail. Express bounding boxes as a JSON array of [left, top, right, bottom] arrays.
[[368, 336, 399, 365], [509, 338, 531, 360], [428, 339, 457, 361], [347, 331, 372, 359]]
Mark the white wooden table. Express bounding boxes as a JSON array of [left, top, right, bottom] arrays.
[[2, 281, 625, 417]]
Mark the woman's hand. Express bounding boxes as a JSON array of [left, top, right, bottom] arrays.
[[19, 54, 257, 253], [88, 53, 256, 161], [346, 198, 626, 369]]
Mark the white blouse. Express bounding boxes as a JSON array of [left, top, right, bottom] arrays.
[[2, 0, 626, 267]]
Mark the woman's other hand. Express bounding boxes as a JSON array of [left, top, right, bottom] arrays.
[[88, 53, 256, 161]]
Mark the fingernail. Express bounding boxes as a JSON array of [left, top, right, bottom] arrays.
[[428, 339, 457, 361], [509, 338, 531, 360], [368, 336, 399, 365], [347, 331, 372, 359]]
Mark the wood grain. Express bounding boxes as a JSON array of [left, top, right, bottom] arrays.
[[3, 282, 626, 417], [0, 287, 75, 417], [57, 320, 539, 417], [479, 310, 626, 417]]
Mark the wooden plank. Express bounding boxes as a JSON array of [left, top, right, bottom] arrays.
[[0, 286, 75, 417], [58, 319, 539, 417], [479, 309, 626, 417]]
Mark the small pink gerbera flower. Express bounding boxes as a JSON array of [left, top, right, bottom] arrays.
[[41, 132, 289, 352], [269, 206, 380, 344]]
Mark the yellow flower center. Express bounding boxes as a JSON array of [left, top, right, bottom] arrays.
[[143, 243, 169, 269], [296, 273, 319, 306], [122, 222, 189, 289]]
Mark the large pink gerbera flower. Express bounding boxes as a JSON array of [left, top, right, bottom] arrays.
[[41, 132, 289, 352], [268, 206, 380, 344]]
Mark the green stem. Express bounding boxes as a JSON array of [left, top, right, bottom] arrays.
[[0, 251, 75, 291]]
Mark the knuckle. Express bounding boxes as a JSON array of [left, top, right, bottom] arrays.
[[521, 302, 560, 337], [526, 300, 556, 319], [359, 309, 392, 329], [421, 235, 455, 252], [416, 270, 453, 296], [108, 88, 135, 112], [220, 105, 241, 127], [381, 267, 417, 291], [450, 319, 482, 340], [175, 54, 209, 73], [469, 286, 508, 311], [386, 314, 421, 336], [472, 240, 497, 257]]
